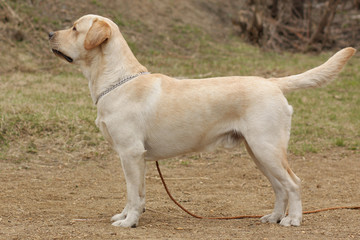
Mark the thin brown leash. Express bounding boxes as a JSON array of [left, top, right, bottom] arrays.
[[155, 161, 360, 220]]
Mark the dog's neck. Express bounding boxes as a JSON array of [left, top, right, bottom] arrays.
[[80, 31, 148, 105]]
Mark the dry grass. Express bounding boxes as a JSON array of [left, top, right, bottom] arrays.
[[0, 72, 103, 163]]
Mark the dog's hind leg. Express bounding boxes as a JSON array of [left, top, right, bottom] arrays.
[[244, 132, 302, 226], [111, 142, 147, 228], [244, 141, 288, 223], [243, 99, 302, 226]]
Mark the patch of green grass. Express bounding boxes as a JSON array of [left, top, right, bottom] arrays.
[[112, 14, 126, 27], [189, 154, 201, 160], [285, 54, 360, 155], [0, 72, 101, 162], [335, 138, 345, 147], [91, 0, 102, 7], [26, 141, 38, 154], [179, 160, 191, 167], [302, 143, 319, 154]]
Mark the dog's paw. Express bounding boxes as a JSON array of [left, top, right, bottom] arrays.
[[111, 207, 142, 228], [260, 213, 284, 224], [279, 215, 301, 227], [112, 217, 138, 228]]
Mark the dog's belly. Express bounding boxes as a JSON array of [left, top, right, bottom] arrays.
[[143, 118, 245, 161]]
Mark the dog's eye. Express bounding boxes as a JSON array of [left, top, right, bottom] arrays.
[[72, 26, 77, 31]]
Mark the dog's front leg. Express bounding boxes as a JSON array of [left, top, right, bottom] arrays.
[[111, 143, 147, 228]]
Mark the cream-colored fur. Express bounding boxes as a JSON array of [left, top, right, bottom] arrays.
[[49, 14, 356, 228]]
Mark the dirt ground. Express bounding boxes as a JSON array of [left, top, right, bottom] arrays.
[[0, 146, 359, 239]]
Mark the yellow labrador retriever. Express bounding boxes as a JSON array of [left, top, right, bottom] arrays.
[[49, 14, 355, 228]]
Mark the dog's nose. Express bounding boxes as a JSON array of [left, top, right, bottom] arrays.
[[48, 32, 55, 40]]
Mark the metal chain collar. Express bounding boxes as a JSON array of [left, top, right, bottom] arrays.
[[95, 72, 150, 105]]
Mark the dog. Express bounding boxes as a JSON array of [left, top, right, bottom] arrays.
[[49, 14, 355, 228]]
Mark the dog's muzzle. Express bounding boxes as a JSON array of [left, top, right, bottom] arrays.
[[49, 32, 73, 63]]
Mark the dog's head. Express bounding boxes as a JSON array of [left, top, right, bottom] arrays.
[[49, 15, 113, 64]]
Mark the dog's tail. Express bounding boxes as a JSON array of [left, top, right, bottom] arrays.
[[270, 47, 356, 94]]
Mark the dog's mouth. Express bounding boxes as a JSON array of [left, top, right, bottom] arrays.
[[52, 49, 73, 63]]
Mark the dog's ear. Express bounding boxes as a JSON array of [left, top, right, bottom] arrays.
[[84, 19, 111, 50]]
